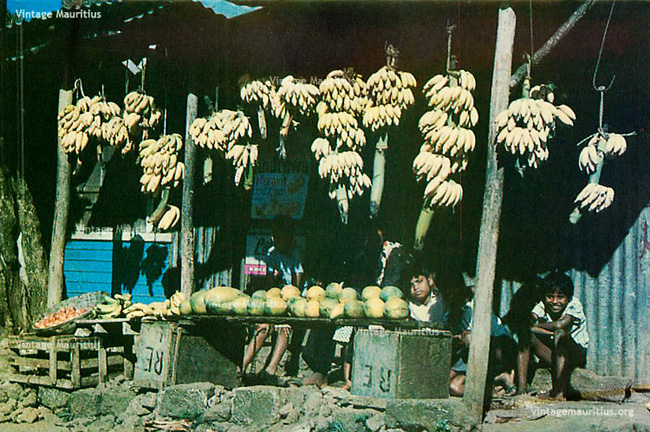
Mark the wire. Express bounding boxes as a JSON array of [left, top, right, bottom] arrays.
[[592, 0, 617, 92], [529, 0, 535, 62]]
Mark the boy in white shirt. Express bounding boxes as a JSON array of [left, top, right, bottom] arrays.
[[407, 267, 445, 325], [516, 271, 589, 399]]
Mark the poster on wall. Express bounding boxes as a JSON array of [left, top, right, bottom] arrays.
[[243, 231, 305, 276], [251, 173, 309, 220]]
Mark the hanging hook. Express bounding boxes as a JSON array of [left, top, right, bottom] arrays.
[[592, 0, 617, 93]]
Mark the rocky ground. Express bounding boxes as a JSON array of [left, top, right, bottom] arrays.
[[0, 376, 649, 432]]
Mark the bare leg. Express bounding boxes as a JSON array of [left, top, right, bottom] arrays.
[[517, 334, 551, 394], [265, 327, 290, 375], [551, 328, 570, 399], [242, 324, 271, 372], [342, 361, 352, 390]]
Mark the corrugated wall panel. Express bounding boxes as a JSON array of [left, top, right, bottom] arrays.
[[500, 207, 650, 384], [169, 227, 233, 291]]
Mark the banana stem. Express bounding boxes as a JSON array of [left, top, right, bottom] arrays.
[[335, 184, 349, 224], [569, 145, 605, 224], [369, 133, 388, 218], [257, 107, 267, 140], [414, 206, 435, 251], [243, 161, 255, 191], [149, 187, 170, 227]]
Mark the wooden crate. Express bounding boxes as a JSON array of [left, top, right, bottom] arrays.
[[351, 328, 452, 399], [2, 334, 126, 389], [133, 320, 245, 390]]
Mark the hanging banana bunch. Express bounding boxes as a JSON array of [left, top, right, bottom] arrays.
[[495, 82, 576, 169], [189, 110, 257, 188], [272, 75, 320, 158], [123, 91, 162, 130], [313, 144, 372, 224], [240, 78, 276, 140], [58, 94, 122, 154], [312, 69, 371, 223], [569, 80, 635, 223], [363, 44, 418, 218], [412, 68, 478, 250], [138, 133, 185, 195]]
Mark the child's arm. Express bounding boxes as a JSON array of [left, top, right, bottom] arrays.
[[533, 314, 574, 332]]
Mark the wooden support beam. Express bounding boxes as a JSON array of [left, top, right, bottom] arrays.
[[463, 6, 516, 422], [47, 89, 73, 308], [181, 94, 198, 297]]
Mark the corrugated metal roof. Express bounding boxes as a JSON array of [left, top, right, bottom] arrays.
[[498, 206, 650, 384]]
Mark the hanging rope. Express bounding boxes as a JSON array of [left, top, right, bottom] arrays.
[[529, 0, 535, 64]]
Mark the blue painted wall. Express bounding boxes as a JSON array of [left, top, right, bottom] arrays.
[[64, 237, 170, 305]]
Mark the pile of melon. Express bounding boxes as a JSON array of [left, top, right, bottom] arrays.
[[178, 283, 409, 320]]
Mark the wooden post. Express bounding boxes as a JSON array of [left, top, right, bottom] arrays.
[[463, 6, 516, 421], [47, 89, 73, 308], [180, 94, 198, 296]]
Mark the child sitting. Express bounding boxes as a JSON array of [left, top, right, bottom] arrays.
[[407, 266, 445, 326], [516, 271, 589, 399]]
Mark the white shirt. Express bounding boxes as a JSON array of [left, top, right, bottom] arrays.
[[532, 297, 589, 349], [409, 294, 445, 325]]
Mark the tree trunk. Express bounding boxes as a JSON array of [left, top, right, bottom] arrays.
[[181, 94, 198, 296], [463, 6, 516, 422], [47, 89, 73, 308], [0, 167, 23, 331]]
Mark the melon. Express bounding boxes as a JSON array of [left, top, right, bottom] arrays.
[[362, 285, 382, 301], [267, 287, 282, 298], [179, 298, 193, 315], [380, 286, 404, 302], [230, 296, 249, 315], [325, 282, 343, 299], [288, 297, 307, 317], [305, 286, 326, 302], [344, 300, 365, 318], [281, 285, 301, 301], [205, 287, 241, 314], [304, 300, 320, 318], [265, 297, 288, 316], [251, 290, 268, 300], [384, 297, 409, 319], [189, 290, 208, 314], [319, 298, 339, 316], [248, 298, 266, 316], [339, 288, 359, 304], [364, 298, 385, 318], [329, 303, 345, 319]]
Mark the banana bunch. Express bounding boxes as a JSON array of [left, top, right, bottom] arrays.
[[168, 291, 186, 316], [362, 66, 417, 132], [101, 117, 130, 151], [157, 205, 180, 231], [578, 132, 627, 174], [240, 79, 276, 110], [318, 69, 368, 116], [94, 293, 132, 319], [274, 75, 320, 118], [226, 144, 259, 186], [189, 110, 252, 152], [495, 83, 576, 169], [123, 302, 156, 319], [574, 183, 615, 213], [58, 95, 122, 154], [314, 150, 371, 223], [123, 91, 162, 129], [138, 134, 185, 194]]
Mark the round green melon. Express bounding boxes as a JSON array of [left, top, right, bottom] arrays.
[[364, 298, 385, 318], [230, 296, 249, 315], [248, 298, 266, 316], [251, 290, 268, 300], [288, 297, 307, 317], [265, 297, 288, 316], [384, 297, 409, 319], [362, 285, 382, 301], [325, 282, 344, 299], [189, 290, 208, 314], [339, 288, 359, 304], [380, 286, 404, 302], [344, 300, 365, 318], [319, 298, 339, 316]]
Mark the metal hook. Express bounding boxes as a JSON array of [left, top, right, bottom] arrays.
[[592, 73, 615, 93]]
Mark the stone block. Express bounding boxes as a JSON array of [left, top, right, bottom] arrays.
[[155, 382, 217, 420], [68, 388, 101, 417], [39, 387, 70, 410], [231, 386, 286, 426], [385, 398, 472, 431]]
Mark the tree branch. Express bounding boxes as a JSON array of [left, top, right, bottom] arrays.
[[510, 0, 597, 89]]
